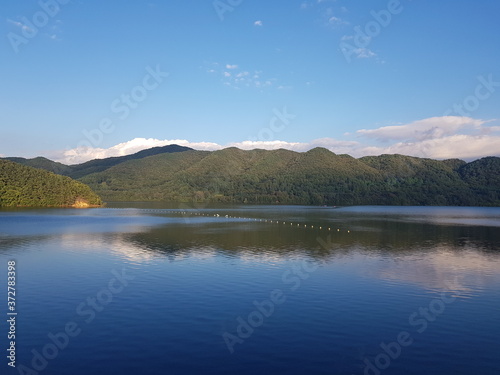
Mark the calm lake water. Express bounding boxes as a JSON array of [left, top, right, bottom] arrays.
[[1, 204, 499, 375]]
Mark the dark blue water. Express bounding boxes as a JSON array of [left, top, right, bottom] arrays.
[[1, 205, 499, 374]]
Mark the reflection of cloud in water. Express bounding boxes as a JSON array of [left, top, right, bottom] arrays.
[[4, 207, 499, 291], [57, 228, 319, 267], [366, 246, 500, 295], [402, 207, 500, 228], [405, 216, 500, 228], [238, 251, 294, 266], [58, 232, 220, 264], [58, 233, 157, 263]]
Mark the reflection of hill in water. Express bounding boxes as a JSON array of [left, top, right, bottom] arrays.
[[2, 209, 498, 259], [123, 217, 500, 256], [2, 207, 500, 294]]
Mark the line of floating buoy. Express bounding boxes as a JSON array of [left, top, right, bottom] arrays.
[[138, 209, 351, 233]]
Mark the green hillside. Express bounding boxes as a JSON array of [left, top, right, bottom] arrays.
[[3, 146, 498, 206], [2, 144, 192, 179], [76, 147, 500, 206], [458, 157, 500, 206], [359, 154, 474, 206], [4, 156, 72, 175], [0, 160, 102, 208], [66, 144, 193, 179], [80, 150, 210, 201]]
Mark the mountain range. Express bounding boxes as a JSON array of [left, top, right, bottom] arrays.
[[2, 145, 499, 206]]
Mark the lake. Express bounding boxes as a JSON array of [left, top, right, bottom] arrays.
[[1, 204, 499, 375]]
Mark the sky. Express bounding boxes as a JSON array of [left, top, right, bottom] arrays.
[[1, 0, 500, 164]]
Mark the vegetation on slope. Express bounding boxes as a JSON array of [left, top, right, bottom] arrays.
[[359, 154, 474, 206], [77, 148, 500, 206], [2, 144, 192, 179], [0, 160, 102, 208], [66, 144, 193, 179], [4, 146, 499, 206], [458, 157, 500, 206], [4, 156, 72, 175]]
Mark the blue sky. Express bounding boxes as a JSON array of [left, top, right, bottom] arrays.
[[1, 0, 500, 163]]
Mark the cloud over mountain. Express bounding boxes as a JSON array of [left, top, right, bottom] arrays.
[[49, 116, 500, 164]]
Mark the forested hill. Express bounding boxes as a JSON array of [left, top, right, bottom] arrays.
[[0, 160, 102, 208], [3, 144, 192, 179], [75, 147, 500, 206], [3, 146, 499, 206]]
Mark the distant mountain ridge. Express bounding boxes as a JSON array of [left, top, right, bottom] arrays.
[[2, 145, 499, 206], [4, 144, 192, 179]]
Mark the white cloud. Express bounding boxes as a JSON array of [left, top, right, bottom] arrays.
[[7, 18, 33, 32], [357, 116, 487, 142], [328, 16, 344, 25], [8, 18, 62, 41], [207, 62, 280, 90], [340, 36, 376, 59], [52, 138, 223, 165], [324, 7, 348, 26], [361, 135, 500, 160], [301, 2, 349, 28], [353, 47, 376, 59], [43, 117, 500, 164], [51, 138, 364, 164], [227, 140, 302, 150], [354, 116, 500, 160], [254, 20, 263, 26]]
